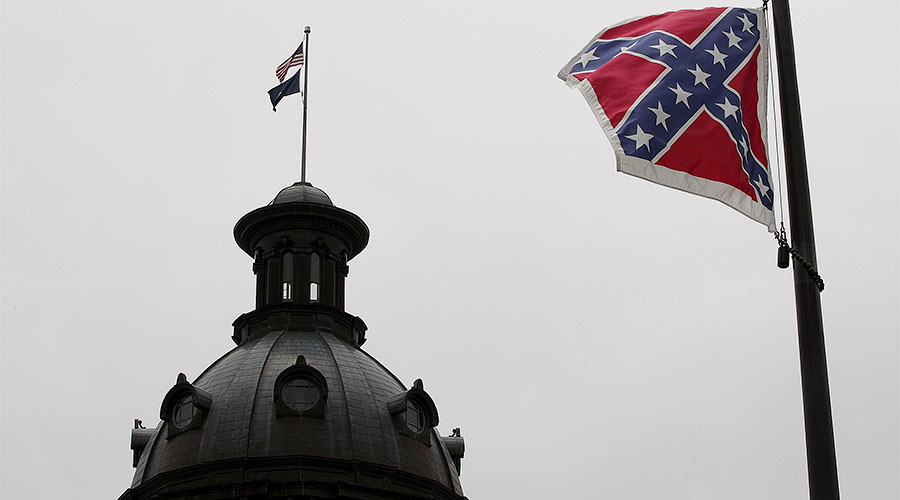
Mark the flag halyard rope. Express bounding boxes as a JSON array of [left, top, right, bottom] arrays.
[[764, 0, 824, 291]]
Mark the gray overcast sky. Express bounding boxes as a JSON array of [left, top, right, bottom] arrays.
[[1, 1, 897, 499]]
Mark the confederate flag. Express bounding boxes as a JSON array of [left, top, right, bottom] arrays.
[[559, 7, 775, 231]]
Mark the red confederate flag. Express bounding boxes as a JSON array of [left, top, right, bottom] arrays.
[[559, 7, 775, 231]]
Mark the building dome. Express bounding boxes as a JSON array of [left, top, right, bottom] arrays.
[[121, 182, 467, 500], [128, 326, 464, 498]]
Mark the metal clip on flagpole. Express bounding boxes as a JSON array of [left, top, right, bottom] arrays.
[[774, 227, 825, 291], [301, 26, 310, 183]]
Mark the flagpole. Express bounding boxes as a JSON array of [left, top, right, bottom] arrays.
[[301, 26, 310, 183], [770, 1, 840, 499]]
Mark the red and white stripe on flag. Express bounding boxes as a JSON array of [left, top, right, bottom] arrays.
[[276, 45, 304, 83]]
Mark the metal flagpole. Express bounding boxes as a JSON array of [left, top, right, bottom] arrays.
[[301, 26, 310, 183], [770, 1, 840, 498]]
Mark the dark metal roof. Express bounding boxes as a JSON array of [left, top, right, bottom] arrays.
[[234, 183, 369, 259], [269, 182, 333, 206], [130, 328, 465, 498]]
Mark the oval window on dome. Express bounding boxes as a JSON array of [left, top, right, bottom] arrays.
[[281, 376, 321, 412], [172, 393, 197, 429]]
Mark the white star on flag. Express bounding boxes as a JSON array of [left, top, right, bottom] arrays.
[[649, 101, 671, 131], [688, 64, 711, 88], [753, 175, 770, 197], [650, 39, 678, 58], [706, 44, 728, 69], [738, 13, 755, 33], [669, 83, 692, 108], [723, 27, 743, 50], [716, 97, 739, 120], [626, 125, 654, 152], [739, 136, 749, 159], [577, 49, 600, 69]]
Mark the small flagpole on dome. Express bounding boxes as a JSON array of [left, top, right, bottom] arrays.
[[300, 26, 310, 184]]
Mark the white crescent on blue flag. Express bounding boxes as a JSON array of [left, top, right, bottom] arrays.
[[559, 7, 775, 231]]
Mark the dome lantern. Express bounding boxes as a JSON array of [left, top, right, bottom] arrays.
[[231, 182, 370, 346]]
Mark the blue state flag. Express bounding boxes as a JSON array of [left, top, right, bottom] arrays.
[[268, 69, 302, 111]]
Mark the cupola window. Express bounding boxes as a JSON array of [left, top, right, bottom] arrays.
[[309, 253, 321, 301], [274, 356, 327, 418], [159, 373, 212, 439], [282, 252, 294, 301], [387, 379, 439, 445]]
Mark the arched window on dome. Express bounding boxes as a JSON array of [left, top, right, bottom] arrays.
[[282, 251, 294, 301], [309, 252, 321, 302]]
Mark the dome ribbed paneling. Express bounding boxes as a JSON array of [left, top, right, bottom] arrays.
[[131, 329, 463, 497]]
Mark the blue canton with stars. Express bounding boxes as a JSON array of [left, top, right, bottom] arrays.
[[568, 9, 773, 210]]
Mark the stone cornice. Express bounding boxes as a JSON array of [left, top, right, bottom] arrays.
[[233, 203, 369, 259], [231, 303, 368, 347], [119, 454, 467, 500]]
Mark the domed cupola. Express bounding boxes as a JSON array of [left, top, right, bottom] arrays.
[[121, 182, 468, 500], [268, 181, 334, 205], [231, 182, 370, 346]]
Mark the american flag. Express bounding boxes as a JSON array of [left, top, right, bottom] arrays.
[[276, 43, 304, 82], [559, 7, 775, 231]]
